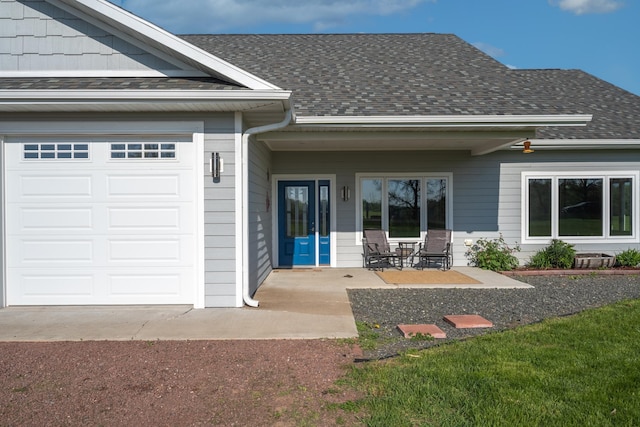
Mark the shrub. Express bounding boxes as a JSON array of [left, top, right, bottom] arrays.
[[466, 235, 520, 271], [528, 239, 576, 269], [616, 248, 640, 267]]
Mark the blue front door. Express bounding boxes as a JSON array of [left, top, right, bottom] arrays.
[[278, 181, 316, 266]]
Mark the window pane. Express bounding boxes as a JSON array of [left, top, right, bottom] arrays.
[[319, 185, 329, 237], [388, 179, 420, 238], [362, 179, 382, 230], [285, 186, 308, 237], [610, 178, 633, 236], [426, 178, 447, 230], [559, 178, 603, 236], [529, 179, 552, 237]]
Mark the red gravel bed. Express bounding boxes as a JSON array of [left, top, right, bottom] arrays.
[[0, 340, 363, 426]]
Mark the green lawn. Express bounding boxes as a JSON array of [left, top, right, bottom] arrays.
[[343, 299, 640, 426]]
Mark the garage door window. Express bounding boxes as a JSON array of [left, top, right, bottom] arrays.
[[110, 143, 176, 159], [23, 143, 89, 160]]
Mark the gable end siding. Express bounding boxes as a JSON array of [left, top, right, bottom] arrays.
[[1, 0, 181, 73]]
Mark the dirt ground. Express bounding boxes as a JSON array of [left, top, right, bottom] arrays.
[[0, 340, 363, 426]]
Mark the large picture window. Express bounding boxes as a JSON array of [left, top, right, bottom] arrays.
[[359, 174, 451, 240], [524, 172, 637, 242]]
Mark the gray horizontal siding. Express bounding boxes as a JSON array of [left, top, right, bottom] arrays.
[[248, 136, 273, 294], [272, 149, 640, 268], [1, 0, 180, 72], [203, 114, 238, 307], [497, 150, 640, 264]]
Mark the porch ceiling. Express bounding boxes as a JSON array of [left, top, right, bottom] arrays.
[[257, 114, 592, 155]]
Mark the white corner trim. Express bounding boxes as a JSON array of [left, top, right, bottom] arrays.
[[47, 0, 281, 90], [0, 135, 5, 308], [193, 129, 206, 309], [294, 114, 593, 127]]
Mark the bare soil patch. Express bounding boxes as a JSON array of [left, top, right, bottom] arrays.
[[0, 340, 363, 426]]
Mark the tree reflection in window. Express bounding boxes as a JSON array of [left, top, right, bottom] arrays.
[[388, 179, 420, 238]]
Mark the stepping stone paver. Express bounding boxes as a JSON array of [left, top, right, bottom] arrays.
[[443, 314, 493, 328], [397, 324, 446, 339]]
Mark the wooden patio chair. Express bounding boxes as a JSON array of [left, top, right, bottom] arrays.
[[417, 229, 452, 270], [362, 229, 401, 271]]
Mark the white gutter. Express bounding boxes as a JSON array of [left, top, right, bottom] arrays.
[[294, 114, 593, 127], [241, 108, 294, 307], [511, 138, 640, 150]]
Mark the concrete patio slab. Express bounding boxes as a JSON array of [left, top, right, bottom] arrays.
[[0, 268, 529, 341]]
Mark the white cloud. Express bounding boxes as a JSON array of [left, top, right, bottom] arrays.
[[109, 0, 432, 34], [472, 42, 505, 59], [549, 0, 624, 15]]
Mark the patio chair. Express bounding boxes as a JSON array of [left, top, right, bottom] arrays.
[[417, 229, 452, 270], [362, 229, 401, 271]]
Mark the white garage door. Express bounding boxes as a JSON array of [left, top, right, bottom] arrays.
[[5, 137, 197, 305]]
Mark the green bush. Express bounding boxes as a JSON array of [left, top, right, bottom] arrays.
[[466, 235, 520, 271], [616, 248, 640, 267], [528, 239, 576, 269]]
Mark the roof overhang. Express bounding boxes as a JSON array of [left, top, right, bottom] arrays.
[[259, 114, 593, 155], [0, 89, 292, 114]]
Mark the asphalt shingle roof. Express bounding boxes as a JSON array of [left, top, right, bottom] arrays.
[[182, 33, 640, 139], [2, 33, 638, 140]]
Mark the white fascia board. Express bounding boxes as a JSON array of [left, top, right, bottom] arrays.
[[512, 139, 640, 150], [294, 114, 593, 128], [0, 70, 210, 78], [47, 0, 280, 90], [0, 89, 291, 103]]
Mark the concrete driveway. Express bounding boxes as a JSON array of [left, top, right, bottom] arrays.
[[0, 267, 530, 341]]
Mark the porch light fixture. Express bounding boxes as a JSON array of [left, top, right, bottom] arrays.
[[341, 186, 351, 201], [210, 152, 223, 178], [522, 140, 534, 154]]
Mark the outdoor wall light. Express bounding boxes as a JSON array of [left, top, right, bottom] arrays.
[[522, 140, 534, 154], [210, 152, 223, 178], [341, 186, 351, 201]]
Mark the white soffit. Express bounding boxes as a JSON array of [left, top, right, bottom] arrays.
[[46, 0, 281, 90]]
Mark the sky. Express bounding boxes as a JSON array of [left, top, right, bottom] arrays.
[[108, 0, 639, 96]]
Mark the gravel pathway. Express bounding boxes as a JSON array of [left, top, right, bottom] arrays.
[[348, 273, 640, 360]]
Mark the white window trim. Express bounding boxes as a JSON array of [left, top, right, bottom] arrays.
[[521, 171, 639, 244], [355, 172, 453, 244]]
